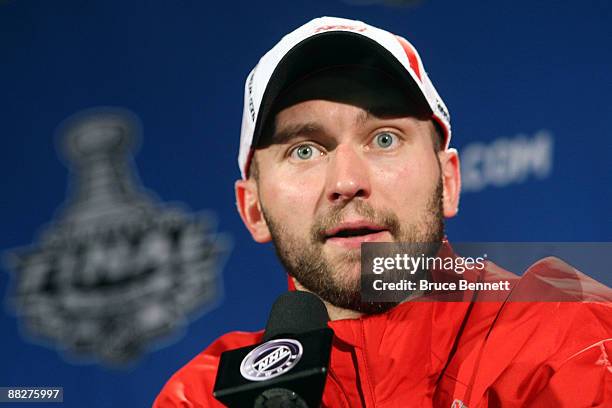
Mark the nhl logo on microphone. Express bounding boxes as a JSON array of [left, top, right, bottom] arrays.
[[240, 339, 303, 381]]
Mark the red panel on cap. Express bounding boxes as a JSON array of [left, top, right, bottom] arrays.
[[395, 36, 422, 81]]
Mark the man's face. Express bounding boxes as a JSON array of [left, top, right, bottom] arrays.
[[237, 68, 460, 314]]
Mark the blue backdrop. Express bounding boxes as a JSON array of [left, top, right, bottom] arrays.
[[1, 0, 611, 406]]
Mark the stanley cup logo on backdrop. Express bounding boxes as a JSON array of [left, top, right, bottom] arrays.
[[5, 108, 229, 365]]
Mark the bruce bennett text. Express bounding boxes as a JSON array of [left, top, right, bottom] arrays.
[[372, 279, 512, 292]]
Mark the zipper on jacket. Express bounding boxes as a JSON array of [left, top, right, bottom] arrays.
[[356, 318, 376, 407]]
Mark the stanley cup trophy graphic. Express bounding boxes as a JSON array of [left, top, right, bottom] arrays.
[[58, 109, 155, 229], [6, 108, 229, 365]]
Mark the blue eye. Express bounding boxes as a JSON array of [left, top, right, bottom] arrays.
[[375, 132, 397, 148], [290, 144, 322, 160]]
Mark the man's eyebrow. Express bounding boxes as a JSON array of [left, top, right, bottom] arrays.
[[271, 122, 325, 144], [353, 110, 369, 127]]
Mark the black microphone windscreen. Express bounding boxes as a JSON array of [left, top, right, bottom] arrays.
[[263, 291, 329, 341]]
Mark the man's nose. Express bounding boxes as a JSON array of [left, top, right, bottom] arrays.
[[325, 144, 371, 204]]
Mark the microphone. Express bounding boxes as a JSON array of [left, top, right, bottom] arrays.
[[213, 291, 334, 407]]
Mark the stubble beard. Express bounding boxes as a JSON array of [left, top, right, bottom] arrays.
[[262, 178, 445, 315]]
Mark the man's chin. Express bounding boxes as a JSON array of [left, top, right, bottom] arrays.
[[322, 244, 362, 265], [316, 269, 400, 315], [325, 260, 362, 287], [289, 257, 401, 316]]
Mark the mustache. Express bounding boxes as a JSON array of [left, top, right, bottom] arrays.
[[310, 200, 401, 242]]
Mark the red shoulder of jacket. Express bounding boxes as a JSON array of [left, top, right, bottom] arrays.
[[437, 256, 612, 407], [153, 330, 263, 408]]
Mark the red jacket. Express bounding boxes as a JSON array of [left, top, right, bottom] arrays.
[[154, 258, 612, 407]]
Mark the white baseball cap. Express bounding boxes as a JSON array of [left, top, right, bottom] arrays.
[[238, 16, 451, 179]]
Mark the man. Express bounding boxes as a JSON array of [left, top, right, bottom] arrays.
[[155, 17, 611, 407]]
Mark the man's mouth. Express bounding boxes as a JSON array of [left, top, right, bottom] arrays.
[[324, 222, 390, 249]]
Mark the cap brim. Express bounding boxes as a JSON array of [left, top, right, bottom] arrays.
[[252, 31, 432, 149]]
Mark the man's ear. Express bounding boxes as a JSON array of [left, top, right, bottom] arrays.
[[235, 178, 272, 243], [438, 148, 461, 218]]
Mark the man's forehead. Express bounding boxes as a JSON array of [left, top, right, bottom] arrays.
[[258, 66, 430, 147]]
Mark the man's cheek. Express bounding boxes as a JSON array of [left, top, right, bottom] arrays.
[[268, 191, 315, 231], [371, 157, 422, 185], [394, 161, 438, 194], [277, 177, 322, 210], [372, 166, 422, 203]]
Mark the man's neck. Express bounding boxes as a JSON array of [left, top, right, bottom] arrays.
[[293, 279, 363, 321]]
